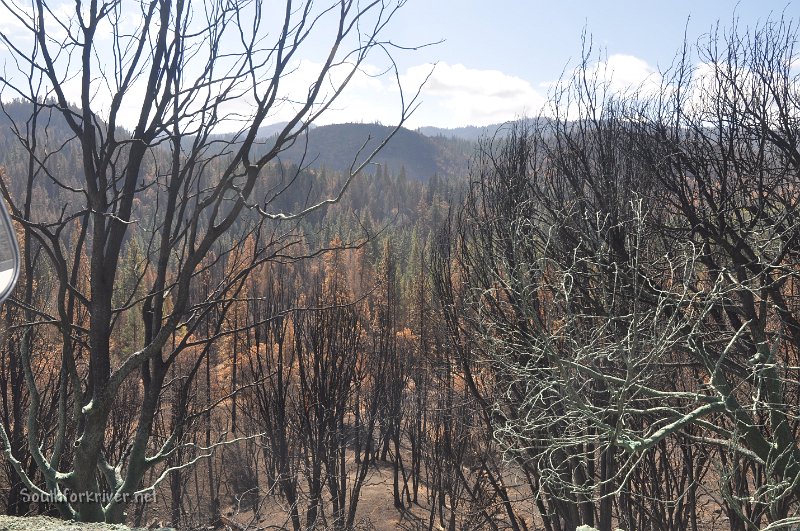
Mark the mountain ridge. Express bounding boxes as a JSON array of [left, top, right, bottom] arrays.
[[0, 101, 485, 182], [258, 122, 476, 181]]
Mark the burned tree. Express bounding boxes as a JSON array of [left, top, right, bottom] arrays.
[[0, 0, 420, 523], [439, 17, 800, 531]]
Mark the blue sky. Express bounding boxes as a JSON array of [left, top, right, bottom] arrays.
[[328, 0, 796, 128], [394, 1, 784, 79], [0, 1, 793, 130]]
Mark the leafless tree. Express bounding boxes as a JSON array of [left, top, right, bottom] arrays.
[[0, 0, 421, 523], [438, 16, 800, 531]]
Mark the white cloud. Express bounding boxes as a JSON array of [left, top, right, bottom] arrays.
[[542, 54, 659, 90], [251, 59, 399, 127], [402, 62, 546, 127], [591, 54, 660, 94], [241, 60, 547, 129], [535, 53, 664, 119]]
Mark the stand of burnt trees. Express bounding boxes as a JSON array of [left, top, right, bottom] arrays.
[[2, 8, 800, 531], [0, 0, 421, 524], [432, 16, 800, 531]]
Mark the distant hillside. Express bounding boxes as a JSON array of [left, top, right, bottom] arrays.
[[0, 102, 476, 183], [255, 121, 315, 139], [416, 124, 505, 142], [265, 123, 472, 181], [417, 119, 550, 142]]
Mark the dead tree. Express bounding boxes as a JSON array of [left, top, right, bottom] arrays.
[[442, 16, 800, 531], [0, 0, 421, 523]]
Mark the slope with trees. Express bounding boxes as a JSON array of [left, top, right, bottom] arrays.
[[0, 0, 420, 524], [1, 7, 799, 531]]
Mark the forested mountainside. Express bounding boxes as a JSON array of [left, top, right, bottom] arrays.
[[255, 122, 474, 181], [416, 124, 502, 141], [0, 99, 462, 246], [0, 96, 466, 529], [0, 101, 474, 185]]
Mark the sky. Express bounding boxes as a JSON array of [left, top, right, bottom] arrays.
[[323, 0, 796, 128], [0, 1, 794, 130]]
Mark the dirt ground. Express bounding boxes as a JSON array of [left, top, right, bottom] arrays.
[[224, 460, 437, 530]]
